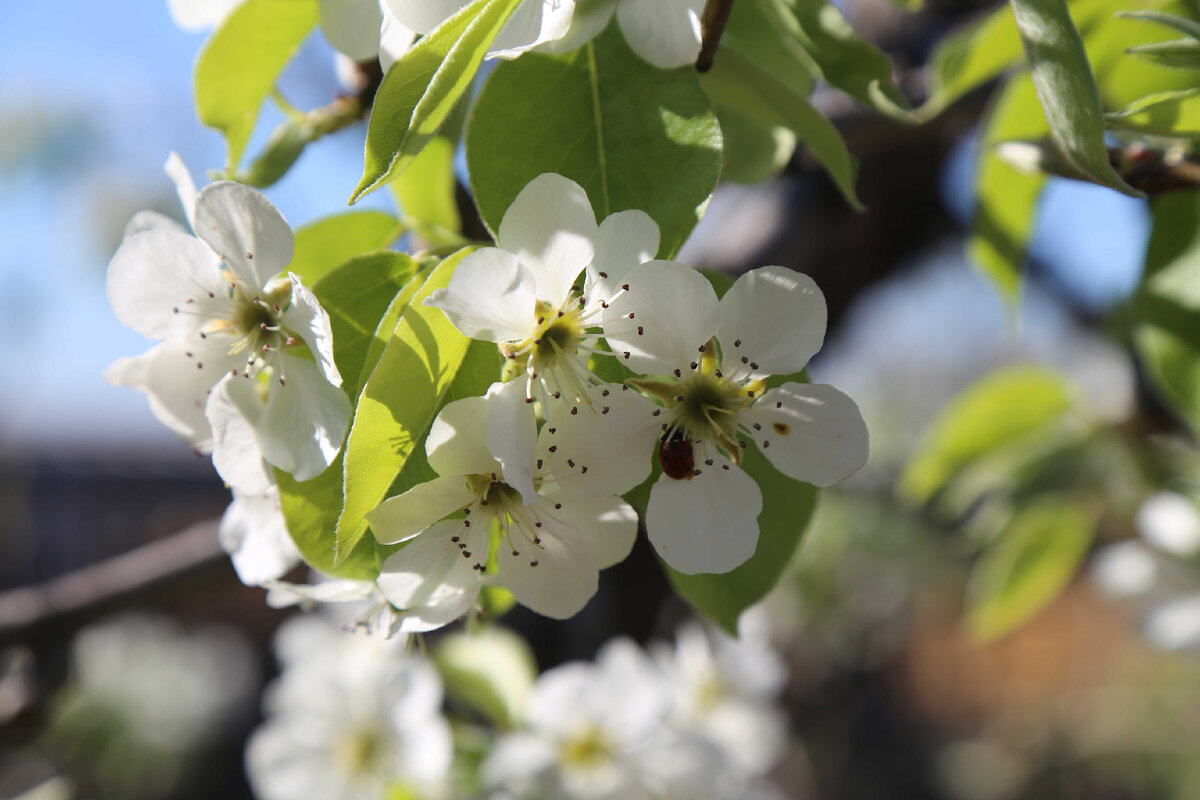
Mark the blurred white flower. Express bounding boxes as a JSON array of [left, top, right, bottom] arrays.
[[219, 487, 301, 586], [266, 576, 406, 639], [246, 615, 452, 800], [1137, 491, 1200, 558]]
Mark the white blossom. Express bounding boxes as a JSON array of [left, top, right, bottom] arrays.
[[266, 577, 406, 639], [383, 0, 576, 59], [219, 487, 302, 587], [544, 0, 706, 69]]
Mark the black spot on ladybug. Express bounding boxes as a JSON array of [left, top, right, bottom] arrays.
[[658, 431, 695, 480]]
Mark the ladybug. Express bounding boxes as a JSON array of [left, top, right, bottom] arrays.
[[658, 431, 695, 480]]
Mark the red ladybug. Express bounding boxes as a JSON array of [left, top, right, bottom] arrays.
[[658, 432, 695, 480]]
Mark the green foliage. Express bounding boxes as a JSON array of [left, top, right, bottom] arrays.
[[353, 0, 524, 202], [392, 136, 465, 247], [1119, 8, 1200, 41], [289, 211, 405, 286], [901, 365, 1074, 505], [434, 627, 536, 729], [723, 0, 818, 98], [466, 21, 723, 258], [1128, 38, 1200, 69], [966, 495, 1094, 641], [714, 105, 797, 184], [1010, 0, 1141, 196], [194, 0, 318, 170], [1107, 88, 1200, 135], [702, 46, 862, 209]]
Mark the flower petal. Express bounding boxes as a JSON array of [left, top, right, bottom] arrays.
[[317, 0, 383, 59], [646, 459, 762, 575], [487, 380, 538, 505], [424, 247, 537, 343], [498, 524, 599, 619], [1146, 593, 1200, 652], [742, 383, 868, 487], [124, 210, 187, 239], [366, 474, 477, 544], [167, 0, 241, 30], [379, 2, 417, 71], [193, 181, 294, 289], [584, 209, 660, 306], [219, 488, 301, 586], [602, 260, 720, 375], [547, 493, 638, 568], [106, 228, 225, 339], [539, 0, 614, 54], [616, 0, 704, 69], [381, 0, 469, 33], [377, 520, 483, 616], [164, 152, 198, 229], [256, 356, 351, 480], [279, 274, 342, 386], [718, 266, 827, 379], [497, 173, 597, 306], [206, 373, 273, 495], [427, 395, 503, 478], [481, 733, 558, 789]]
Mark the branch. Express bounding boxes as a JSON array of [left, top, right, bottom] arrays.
[[696, 0, 736, 73]]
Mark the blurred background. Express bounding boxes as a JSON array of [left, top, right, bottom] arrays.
[[3, 1, 1199, 799]]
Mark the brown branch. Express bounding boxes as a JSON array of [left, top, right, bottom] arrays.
[[696, 0, 736, 73]]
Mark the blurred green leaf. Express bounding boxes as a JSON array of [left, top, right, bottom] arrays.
[[466, 21, 723, 258], [434, 627, 536, 728], [1118, 8, 1200, 40], [289, 210, 405, 286], [723, 0, 818, 97], [1128, 38, 1200, 68], [1011, 0, 1142, 196], [966, 495, 1094, 641], [922, 4, 1022, 117], [195, 0, 318, 170], [714, 103, 797, 184], [1107, 87, 1200, 135], [352, 0, 523, 202], [901, 365, 1074, 505], [392, 136, 466, 247]]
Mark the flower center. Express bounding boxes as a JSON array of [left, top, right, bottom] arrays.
[[334, 726, 386, 776], [560, 725, 614, 770]]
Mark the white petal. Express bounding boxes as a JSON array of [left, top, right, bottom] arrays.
[[265, 577, 375, 608], [742, 383, 868, 487], [498, 524, 599, 619], [488, 0, 544, 57], [164, 152, 198, 229], [584, 209, 661, 305], [602, 260, 720, 375], [167, 0, 242, 30], [206, 373, 273, 494], [1146, 594, 1200, 652], [124, 210, 186, 238], [539, 0, 614, 54], [377, 520, 483, 614], [616, 0, 704, 69], [279, 274, 342, 386], [106, 228, 225, 339], [718, 266, 827, 379], [427, 395, 503, 478], [481, 733, 558, 788], [497, 173, 597, 306], [317, 0, 383, 59], [1137, 492, 1200, 557], [219, 488, 301, 586], [379, 2, 417, 71], [1092, 542, 1158, 597], [424, 247, 538, 343], [105, 339, 239, 445], [366, 475, 478, 544], [193, 181, 294, 289], [487, 380, 539, 505], [646, 459, 762, 575], [256, 356, 351, 480], [548, 493, 638, 568], [382, 0, 468, 33]]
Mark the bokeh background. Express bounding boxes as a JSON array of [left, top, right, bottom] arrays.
[[3, 1, 1197, 799]]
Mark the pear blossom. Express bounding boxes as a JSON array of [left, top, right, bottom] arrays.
[[544, 0, 706, 69], [425, 173, 658, 411], [246, 615, 452, 800], [544, 261, 869, 575], [105, 154, 351, 486], [266, 577, 407, 639], [384, 0, 575, 59], [366, 379, 639, 624], [219, 487, 302, 587]]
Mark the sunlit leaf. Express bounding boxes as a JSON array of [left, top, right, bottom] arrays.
[[288, 210, 405, 286], [714, 103, 797, 184], [434, 627, 536, 729], [1107, 87, 1200, 135]]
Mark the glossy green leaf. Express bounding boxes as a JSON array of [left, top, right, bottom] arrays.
[[900, 365, 1074, 505], [667, 444, 819, 635], [289, 211, 405, 286], [967, 496, 1094, 641], [352, 0, 523, 202], [392, 136, 466, 247], [702, 46, 862, 209], [1107, 87, 1200, 135], [277, 454, 380, 580], [970, 73, 1048, 300], [922, 3, 1022, 117], [723, 0, 818, 98], [336, 249, 494, 561], [195, 0, 318, 170], [714, 104, 797, 184], [433, 627, 536, 729], [1011, 0, 1142, 196], [466, 21, 723, 258]]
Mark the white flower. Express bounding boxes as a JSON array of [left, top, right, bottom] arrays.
[[266, 577, 408, 639], [246, 615, 452, 800], [105, 154, 351, 486], [366, 379, 639, 625], [544, 262, 869, 575], [219, 487, 302, 587], [167, 0, 243, 31], [425, 172, 658, 412], [544, 0, 706, 69], [383, 0, 576, 59], [1137, 491, 1200, 558]]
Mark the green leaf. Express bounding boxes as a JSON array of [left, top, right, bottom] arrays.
[[922, 4, 1022, 117], [701, 46, 862, 209], [966, 496, 1094, 641], [433, 627, 536, 729], [392, 136, 466, 247], [714, 104, 797, 184], [1127, 38, 1200, 69], [311, 251, 418, 396], [723, 0, 818, 98], [352, 0, 523, 203], [1118, 8, 1200, 40], [289, 210, 405, 286], [1107, 87, 1200, 135], [1010, 0, 1142, 196], [336, 248, 496, 561], [970, 73, 1048, 300], [466, 21, 723, 258], [900, 365, 1074, 505], [667, 444, 819, 635], [278, 456, 380, 579], [194, 0, 318, 170]]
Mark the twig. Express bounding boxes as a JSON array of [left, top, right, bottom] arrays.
[[696, 0, 736, 73]]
